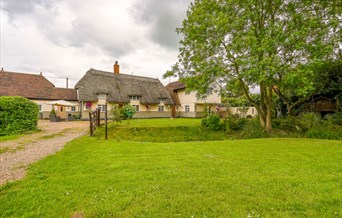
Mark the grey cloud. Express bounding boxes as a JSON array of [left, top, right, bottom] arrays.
[[2, 0, 54, 18], [130, 0, 191, 49]]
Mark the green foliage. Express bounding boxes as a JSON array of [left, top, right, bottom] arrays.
[[239, 118, 266, 139], [202, 103, 209, 118], [168, 0, 340, 131], [201, 115, 222, 131], [313, 60, 342, 104], [225, 117, 266, 138], [0, 96, 39, 135], [222, 97, 249, 107], [110, 104, 122, 125], [273, 117, 298, 132], [325, 111, 342, 125], [225, 117, 247, 132], [121, 104, 136, 120], [298, 112, 322, 131], [49, 108, 56, 116], [306, 125, 342, 140]]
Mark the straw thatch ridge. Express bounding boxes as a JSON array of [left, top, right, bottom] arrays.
[[75, 69, 174, 105]]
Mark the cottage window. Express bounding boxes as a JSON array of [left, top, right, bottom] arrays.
[[129, 96, 141, 101], [97, 104, 106, 112], [185, 105, 190, 113], [158, 106, 164, 112], [159, 98, 165, 103], [71, 106, 76, 112], [38, 105, 42, 112], [133, 105, 139, 112]]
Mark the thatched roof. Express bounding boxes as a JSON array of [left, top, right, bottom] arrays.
[[165, 81, 186, 105], [75, 69, 174, 105], [0, 70, 77, 101]]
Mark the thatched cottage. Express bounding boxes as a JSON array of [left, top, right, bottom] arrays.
[[0, 69, 78, 119], [75, 62, 174, 119], [166, 81, 222, 118], [166, 81, 258, 118]]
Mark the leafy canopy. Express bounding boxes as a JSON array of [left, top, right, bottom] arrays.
[[168, 0, 341, 130]]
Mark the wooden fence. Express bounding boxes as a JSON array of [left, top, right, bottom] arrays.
[[89, 104, 108, 139], [89, 108, 100, 136]]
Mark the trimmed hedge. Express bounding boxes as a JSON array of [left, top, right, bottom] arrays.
[[0, 96, 39, 135]]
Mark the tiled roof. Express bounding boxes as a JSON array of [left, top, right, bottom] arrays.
[[0, 70, 77, 101]]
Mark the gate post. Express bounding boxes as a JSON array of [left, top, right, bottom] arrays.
[[89, 111, 93, 136]]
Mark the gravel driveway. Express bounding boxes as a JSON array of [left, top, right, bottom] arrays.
[[0, 120, 88, 186]]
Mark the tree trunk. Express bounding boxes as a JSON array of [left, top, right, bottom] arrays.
[[265, 85, 273, 132]]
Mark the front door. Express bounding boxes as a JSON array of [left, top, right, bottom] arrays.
[[56, 106, 66, 119]]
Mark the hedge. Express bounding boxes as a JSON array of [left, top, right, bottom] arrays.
[[0, 96, 39, 135]]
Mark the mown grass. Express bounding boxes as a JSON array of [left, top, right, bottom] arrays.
[[1, 119, 341, 217], [0, 134, 22, 142], [0, 135, 341, 217], [97, 118, 229, 142]]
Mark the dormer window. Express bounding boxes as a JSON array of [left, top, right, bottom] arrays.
[[159, 97, 166, 103], [129, 96, 141, 101]]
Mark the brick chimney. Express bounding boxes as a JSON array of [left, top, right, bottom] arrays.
[[114, 61, 120, 74]]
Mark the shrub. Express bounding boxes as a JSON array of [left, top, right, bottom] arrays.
[[272, 116, 298, 132], [325, 112, 342, 126], [121, 104, 137, 119], [201, 115, 222, 131], [50, 108, 56, 116], [298, 112, 322, 131], [225, 117, 247, 132], [240, 118, 266, 138], [306, 124, 342, 140], [110, 104, 122, 125], [0, 96, 39, 135]]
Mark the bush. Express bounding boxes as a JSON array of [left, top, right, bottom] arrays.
[[225, 117, 247, 132], [325, 112, 342, 126], [110, 104, 122, 125], [298, 112, 322, 131], [121, 104, 136, 120], [306, 124, 342, 140], [239, 118, 266, 138], [272, 116, 298, 132], [201, 115, 222, 131], [0, 96, 39, 135]]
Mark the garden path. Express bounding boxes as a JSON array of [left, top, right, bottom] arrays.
[[0, 120, 88, 186]]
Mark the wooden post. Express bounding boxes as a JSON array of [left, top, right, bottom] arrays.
[[89, 111, 93, 136], [96, 108, 100, 126], [105, 103, 108, 140]]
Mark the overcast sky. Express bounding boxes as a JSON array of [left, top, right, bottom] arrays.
[[0, 0, 191, 88]]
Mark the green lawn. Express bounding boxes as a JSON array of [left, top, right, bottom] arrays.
[[0, 119, 341, 217], [98, 118, 229, 142]]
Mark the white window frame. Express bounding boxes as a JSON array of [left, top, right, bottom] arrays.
[[159, 98, 165, 103], [158, 106, 164, 112], [71, 106, 76, 112], [129, 96, 141, 101], [185, 105, 190, 113], [38, 105, 42, 112], [133, 105, 139, 112], [97, 104, 106, 112]]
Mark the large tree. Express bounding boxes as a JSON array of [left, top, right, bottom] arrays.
[[168, 0, 341, 131]]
